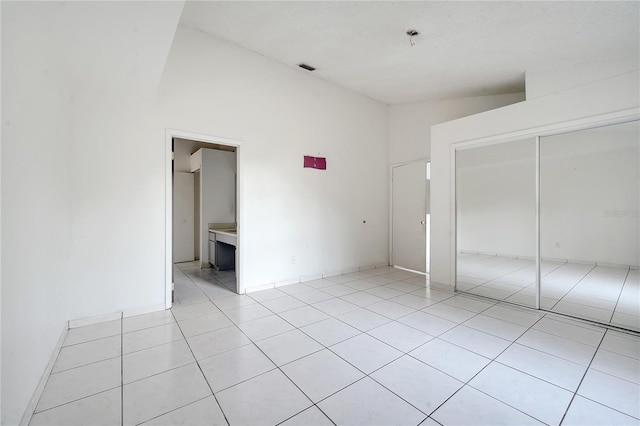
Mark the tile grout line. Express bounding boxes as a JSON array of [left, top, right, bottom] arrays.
[[216, 278, 458, 374], [60, 330, 122, 349], [461, 256, 598, 312], [47, 353, 122, 376], [465, 257, 545, 299], [120, 312, 124, 426], [121, 326, 184, 356], [292, 293, 522, 424], [175, 264, 638, 424], [209, 270, 430, 424], [268, 286, 446, 424], [456, 263, 639, 335], [136, 395, 212, 426], [548, 263, 606, 313], [61, 333, 122, 349], [169, 308, 232, 426], [608, 267, 631, 324], [557, 328, 608, 425], [30, 387, 122, 419], [194, 293, 601, 416], [204, 292, 322, 425], [428, 312, 551, 425], [198, 364, 279, 395], [509, 257, 566, 306], [244, 292, 345, 400]]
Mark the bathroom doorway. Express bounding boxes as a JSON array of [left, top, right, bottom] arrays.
[[165, 130, 242, 308]]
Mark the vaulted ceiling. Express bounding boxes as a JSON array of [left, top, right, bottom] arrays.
[[180, 1, 639, 104]]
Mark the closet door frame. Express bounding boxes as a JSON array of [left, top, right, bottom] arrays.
[[451, 109, 639, 313]]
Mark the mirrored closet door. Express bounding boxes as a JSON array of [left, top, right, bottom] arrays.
[[455, 120, 639, 332], [455, 138, 537, 309], [540, 121, 639, 330]]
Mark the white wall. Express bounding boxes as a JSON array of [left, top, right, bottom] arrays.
[[1, 2, 184, 424], [199, 148, 236, 264], [526, 59, 639, 100], [388, 93, 525, 165], [431, 70, 640, 286], [157, 24, 390, 289], [2, 3, 72, 421], [1, 5, 388, 421]]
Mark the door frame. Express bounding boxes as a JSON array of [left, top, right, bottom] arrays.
[[165, 129, 243, 309], [389, 158, 430, 275]]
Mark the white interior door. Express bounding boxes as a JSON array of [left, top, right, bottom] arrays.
[[173, 171, 195, 262], [392, 161, 428, 273]]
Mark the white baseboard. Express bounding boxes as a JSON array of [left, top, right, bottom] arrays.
[[123, 304, 167, 318], [358, 264, 377, 271], [274, 278, 301, 288], [477, 251, 498, 256], [567, 258, 597, 266], [274, 281, 298, 289], [359, 262, 391, 271], [20, 305, 171, 424], [517, 256, 536, 261], [68, 312, 122, 329], [69, 304, 168, 328], [20, 322, 69, 426], [464, 251, 636, 270], [460, 250, 479, 255], [429, 279, 454, 290], [541, 257, 568, 263], [246, 263, 389, 293], [322, 270, 342, 278], [596, 261, 632, 270], [300, 273, 323, 283], [245, 283, 276, 293]]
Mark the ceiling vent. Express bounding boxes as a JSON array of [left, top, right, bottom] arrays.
[[298, 63, 316, 71]]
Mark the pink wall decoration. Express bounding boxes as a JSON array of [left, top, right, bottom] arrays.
[[304, 155, 327, 170]]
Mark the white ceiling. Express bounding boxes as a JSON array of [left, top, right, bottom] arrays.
[[180, 1, 639, 105]]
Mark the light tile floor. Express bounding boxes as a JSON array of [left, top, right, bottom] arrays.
[[457, 253, 640, 331], [30, 262, 640, 425]]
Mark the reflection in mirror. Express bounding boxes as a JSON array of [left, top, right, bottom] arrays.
[[456, 138, 537, 307], [540, 120, 639, 331]]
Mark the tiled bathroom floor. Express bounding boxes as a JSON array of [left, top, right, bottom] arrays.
[[457, 253, 640, 331], [30, 263, 640, 425]]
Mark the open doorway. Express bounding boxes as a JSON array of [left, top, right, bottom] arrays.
[[165, 130, 242, 309]]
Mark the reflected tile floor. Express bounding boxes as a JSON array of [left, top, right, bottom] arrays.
[[31, 263, 640, 425], [457, 253, 640, 332]]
